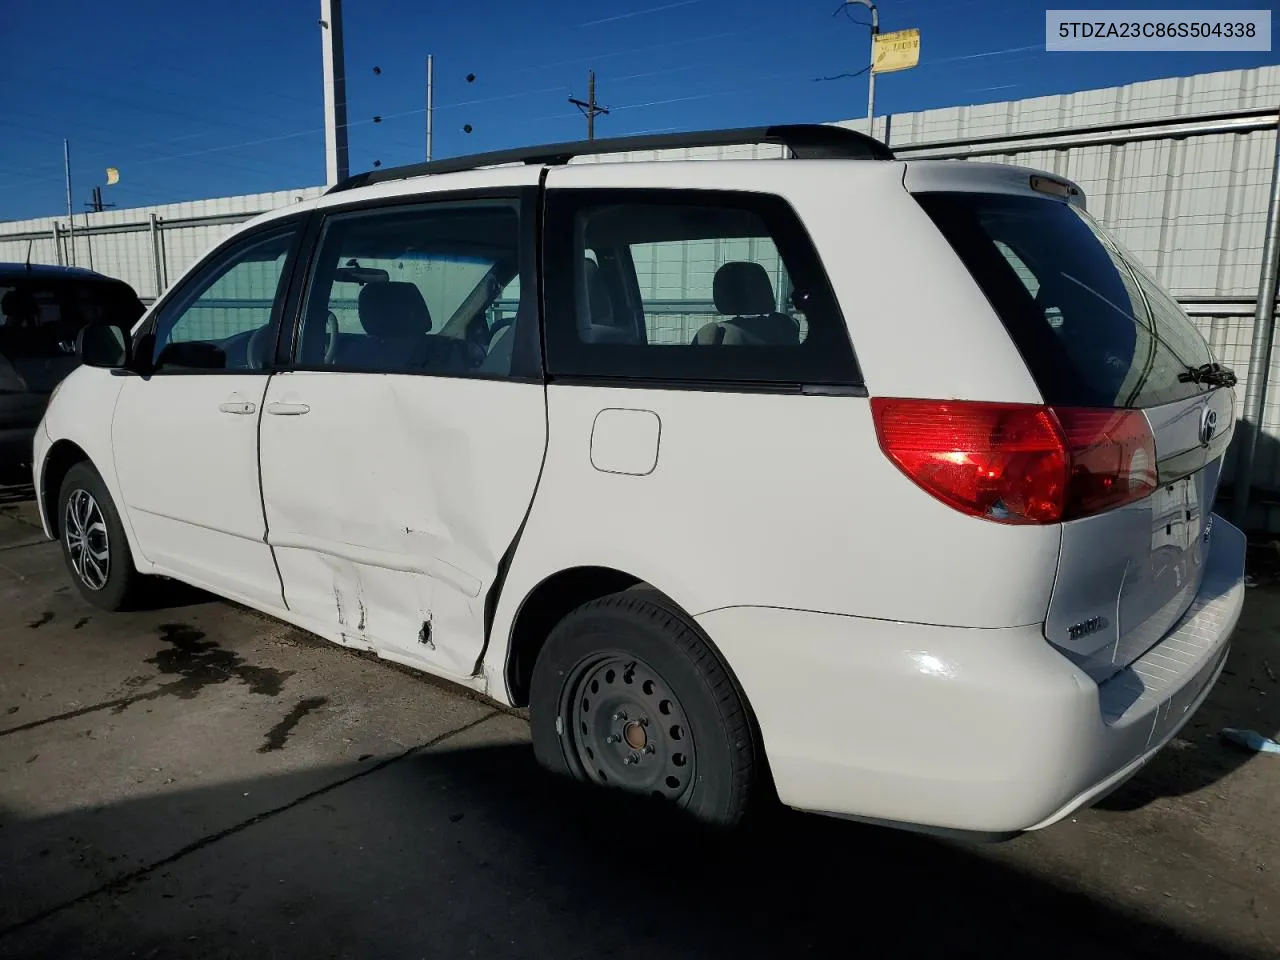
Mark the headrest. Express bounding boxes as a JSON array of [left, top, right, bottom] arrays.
[[357, 281, 432, 339], [0, 288, 37, 323], [713, 261, 777, 316], [583, 259, 614, 326]]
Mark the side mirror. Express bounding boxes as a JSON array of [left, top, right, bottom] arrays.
[[154, 340, 227, 371], [77, 324, 131, 369]]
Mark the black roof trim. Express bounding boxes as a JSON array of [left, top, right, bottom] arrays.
[[326, 124, 894, 195], [0, 262, 110, 280]]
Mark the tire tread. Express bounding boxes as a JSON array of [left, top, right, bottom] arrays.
[[530, 588, 759, 826]]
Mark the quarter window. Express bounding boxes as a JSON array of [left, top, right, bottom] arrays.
[[543, 190, 859, 387]]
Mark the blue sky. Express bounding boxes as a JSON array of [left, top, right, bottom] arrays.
[[2, 0, 1276, 220]]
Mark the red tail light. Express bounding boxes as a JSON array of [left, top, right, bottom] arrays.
[[870, 398, 1156, 525]]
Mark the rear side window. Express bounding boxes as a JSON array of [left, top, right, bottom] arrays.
[[916, 192, 1214, 409], [543, 189, 859, 388]]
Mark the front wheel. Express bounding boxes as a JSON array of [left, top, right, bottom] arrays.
[[57, 461, 143, 611], [529, 590, 760, 827]]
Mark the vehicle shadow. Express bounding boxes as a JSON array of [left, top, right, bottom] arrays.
[[0, 743, 1262, 960], [0, 481, 34, 506], [129, 577, 219, 611]]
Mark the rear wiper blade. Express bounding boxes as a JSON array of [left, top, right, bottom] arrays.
[[1178, 362, 1238, 388]]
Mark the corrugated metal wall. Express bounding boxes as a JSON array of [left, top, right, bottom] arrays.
[[0, 187, 324, 302], [881, 67, 1280, 300], [875, 66, 1280, 524]]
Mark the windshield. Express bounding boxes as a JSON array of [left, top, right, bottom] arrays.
[[915, 192, 1215, 409]]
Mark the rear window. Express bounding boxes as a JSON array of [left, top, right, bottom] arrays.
[[915, 192, 1214, 409], [1, 277, 142, 343]]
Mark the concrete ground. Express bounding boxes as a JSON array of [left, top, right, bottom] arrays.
[[2, 483, 1280, 960]]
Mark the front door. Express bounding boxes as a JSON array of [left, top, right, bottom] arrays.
[[111, 222, 302, 609], [258, 192, 547, 681]]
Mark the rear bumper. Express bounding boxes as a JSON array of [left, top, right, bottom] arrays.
[[696, 516, 1246, 836]]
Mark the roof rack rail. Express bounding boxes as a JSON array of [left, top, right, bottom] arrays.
[[326, 123, 894, 194]]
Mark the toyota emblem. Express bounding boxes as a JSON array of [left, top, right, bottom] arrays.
[[1200, 407, 1219, 446]]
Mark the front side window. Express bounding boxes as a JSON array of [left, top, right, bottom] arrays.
[[294, 199, 526, 377], [150, 226, 297, 371], [543, 190, 860, 387]]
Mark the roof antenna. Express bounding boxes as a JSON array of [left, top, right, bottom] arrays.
[[24, 238, 33, 272]]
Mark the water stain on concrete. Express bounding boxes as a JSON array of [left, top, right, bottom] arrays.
[[143, 623, 294, 699], [258, 696, 328, 753], [105, 624, 295, 717], [3, 626, 297, 738]]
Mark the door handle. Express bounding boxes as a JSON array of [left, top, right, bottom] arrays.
[[266, 401, 310, 416], [218, 401, 257, 415]]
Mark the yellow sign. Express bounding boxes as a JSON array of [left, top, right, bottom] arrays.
[[105, 167, 120, 185], [873, 28, 920, 74]]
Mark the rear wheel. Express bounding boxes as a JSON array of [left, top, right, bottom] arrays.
[[529, 590, 759, 826], [57, 462, 143, 611]]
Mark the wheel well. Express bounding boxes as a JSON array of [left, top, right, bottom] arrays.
[[504, 566, 641, 707], [40, 440, 91, 537]]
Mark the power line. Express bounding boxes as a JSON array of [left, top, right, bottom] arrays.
[[0, 71, 306, 141], [505, 25, 782, 78], [0, 123, 321, 195], [578, 0, 703, 28]]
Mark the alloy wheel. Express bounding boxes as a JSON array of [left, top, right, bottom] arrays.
[[64, 488, 110, 591]]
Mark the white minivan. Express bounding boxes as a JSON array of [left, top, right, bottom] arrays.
[[32, 125, 1246, 836]]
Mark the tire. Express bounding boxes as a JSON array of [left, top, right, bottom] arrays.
[[57, 461, 143, 611], [529, 589, 759, 827]]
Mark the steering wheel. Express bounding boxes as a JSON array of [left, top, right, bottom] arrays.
[[323, 310, 340, 364], [464, 313, 506, 368]]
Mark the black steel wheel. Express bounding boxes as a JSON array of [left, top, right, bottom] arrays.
[[561, 652, 697, 801], [529, 588, 759, 826]]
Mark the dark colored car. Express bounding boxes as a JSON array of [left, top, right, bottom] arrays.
[[0, 263, 144, 474]]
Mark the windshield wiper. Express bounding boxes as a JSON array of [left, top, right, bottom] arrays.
[[1178, 362, 1238, 388]]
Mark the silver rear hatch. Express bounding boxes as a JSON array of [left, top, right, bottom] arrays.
[[913, 176, 1236, 682]]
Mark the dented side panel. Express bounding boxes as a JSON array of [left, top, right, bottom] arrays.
[[259, 371, 547, 680]]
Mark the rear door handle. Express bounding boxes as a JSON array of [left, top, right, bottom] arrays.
[[265, 401, 310, 416], [218, 401, 257, 415]]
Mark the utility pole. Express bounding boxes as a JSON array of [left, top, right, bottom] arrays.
[[425, 54, 434, 162], [568, 69, 609, 140], [63, 139, 75, 267], [845, 0, 880, 140], [85, 186, 114, 214], [320, 0, 349, 186]]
